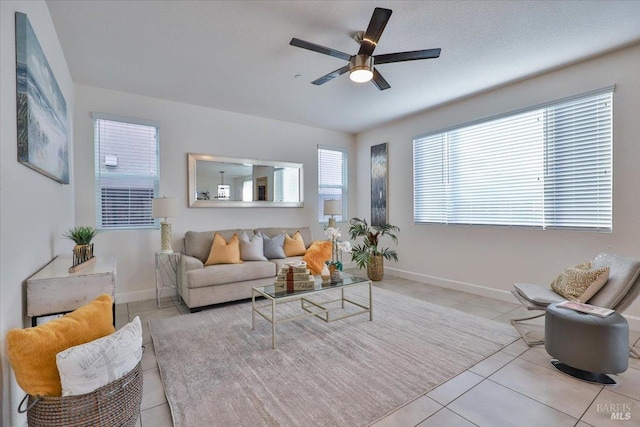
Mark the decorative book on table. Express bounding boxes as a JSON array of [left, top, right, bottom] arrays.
[[274, 261, 315, 292], [556, 300, 615, 318]]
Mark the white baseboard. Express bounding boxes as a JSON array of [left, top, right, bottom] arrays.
[[384, 266, 516, 302], [113, 265, 640, 332], [384, 266, 640, 332]]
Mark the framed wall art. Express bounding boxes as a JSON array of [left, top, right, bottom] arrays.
[[371, 142, 388, 226], [15, 12, 69, 184]]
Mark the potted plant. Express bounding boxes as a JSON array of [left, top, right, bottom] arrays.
[[348, 217, 399, 281], [63, 226, 100, 265]]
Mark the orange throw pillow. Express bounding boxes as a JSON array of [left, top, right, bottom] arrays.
[[284, 231, 306, 257], [205, 233, 243, 265], [6, 294, 115, 396], [302, 240, 333, 275]]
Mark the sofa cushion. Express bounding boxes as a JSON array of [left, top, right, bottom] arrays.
[[185, 229, 247, 262], [271, 257, 305, 273], [284, 231, 306, 257], [6, 294, 115, 397], [205, 233, 243, 265], [239, 231, 267, 261], [257, 227, 313, 249], [263, 233, 286, 259], [186, 261, 276, 288]]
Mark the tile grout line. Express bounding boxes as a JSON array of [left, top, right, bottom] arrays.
[[483, 375, 592, 422]]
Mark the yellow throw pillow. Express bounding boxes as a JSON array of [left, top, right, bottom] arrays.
[[284, 231, 306, 257], [6, 294, 115, 397], [302, 240, 333, 275], [205, 233, 243, 265], [551, 261, 610, 302]]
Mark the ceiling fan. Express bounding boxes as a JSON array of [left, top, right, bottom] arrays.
[[289, 7, 441, 90]]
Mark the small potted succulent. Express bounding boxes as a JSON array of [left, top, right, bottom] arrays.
[[63, 226, 100, 265]]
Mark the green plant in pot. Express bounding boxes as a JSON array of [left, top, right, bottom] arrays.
[[63, 226, 99, 245], [348, 217, 399, 281], [63, 226, 100, 264]]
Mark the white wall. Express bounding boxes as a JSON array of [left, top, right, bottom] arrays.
[[0, 1, 75, 425], [73, 85, 355, 302], [356, 43, 640, 325]]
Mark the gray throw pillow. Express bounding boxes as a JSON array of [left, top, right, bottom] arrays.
[[239, 231, 267, 261], [263, 233, 285, 259]]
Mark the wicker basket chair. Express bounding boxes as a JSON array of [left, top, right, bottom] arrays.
[[18, 361, 143, 427]]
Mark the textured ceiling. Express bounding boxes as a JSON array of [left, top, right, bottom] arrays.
[[46, 0, 640, 134]]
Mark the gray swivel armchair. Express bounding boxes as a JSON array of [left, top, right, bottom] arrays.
[[510, 252, 640, 358]]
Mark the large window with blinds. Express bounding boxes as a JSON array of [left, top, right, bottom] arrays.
[[413, 88, 613, 231], [93, 113, 159, 230], [318, 146, 348, 223]]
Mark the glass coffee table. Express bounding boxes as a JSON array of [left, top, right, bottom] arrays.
[[252, 273, 372, 349]]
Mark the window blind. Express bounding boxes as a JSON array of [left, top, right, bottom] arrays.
[[318, 146, 348, 222], [93, 114, 160, 230], [413, 89, 612, 231]]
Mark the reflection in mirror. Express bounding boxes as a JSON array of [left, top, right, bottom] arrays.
[[188, 153, 304, 207]]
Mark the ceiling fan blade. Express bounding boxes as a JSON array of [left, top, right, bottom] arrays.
[[371, 68, 390, 91], [358, 8, 392, 56], [374, 48, 441, 65], [311, 64, 351, 86], [290, 38, 352, 61]]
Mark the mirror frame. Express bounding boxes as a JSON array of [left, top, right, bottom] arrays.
[[188, 153, 304, 208]]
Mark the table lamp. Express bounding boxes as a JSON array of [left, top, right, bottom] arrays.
[[324, 199, 341, 228], [152, 196, 178, 253]]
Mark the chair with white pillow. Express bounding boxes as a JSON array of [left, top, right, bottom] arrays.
[[510, 252, 640, 357]]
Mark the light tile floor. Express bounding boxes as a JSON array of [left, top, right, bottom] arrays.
[[117, 273, 640, 427]]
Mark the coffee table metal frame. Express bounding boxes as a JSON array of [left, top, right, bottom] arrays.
[[252, 274, 372, 349]]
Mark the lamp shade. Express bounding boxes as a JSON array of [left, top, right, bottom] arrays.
[[152, 197, 178, 219], [349, 54, 374, 83], [324, 199, 341, 216]]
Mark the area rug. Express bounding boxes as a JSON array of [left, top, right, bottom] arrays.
[[149, 287, 519, 427]]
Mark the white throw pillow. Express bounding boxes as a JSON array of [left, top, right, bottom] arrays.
[[56, 316, 143, 396]]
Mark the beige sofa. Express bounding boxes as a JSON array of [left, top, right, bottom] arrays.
[[178, 227, 313, 311]]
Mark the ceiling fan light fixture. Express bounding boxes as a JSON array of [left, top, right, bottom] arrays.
[[349, 54, 374, 83]]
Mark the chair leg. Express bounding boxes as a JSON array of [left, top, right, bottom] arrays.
[[510, 312, 546, 347], [630, 345, 640, 359]]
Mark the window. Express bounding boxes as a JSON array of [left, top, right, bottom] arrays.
[[93, 113, 160, 230], [413, 88, 613, 231], [242, 179, 252, 202], [274, 167, 300, 202], [318, 146, 348, 222]]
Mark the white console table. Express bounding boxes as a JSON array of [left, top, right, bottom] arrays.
[[26, 254, 116, 326]]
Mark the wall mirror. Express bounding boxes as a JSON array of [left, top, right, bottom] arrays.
[[188, 153, 304, 208]]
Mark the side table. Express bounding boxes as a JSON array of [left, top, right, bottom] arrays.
[[156, 252, 180, 308], [545, 302, 629, 384]]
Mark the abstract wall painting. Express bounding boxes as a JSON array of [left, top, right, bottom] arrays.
[[371, 142, 388, 226], [15, 12, 69, 184]]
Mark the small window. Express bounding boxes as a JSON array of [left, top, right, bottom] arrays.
[[318, 146, 348, 223], [413, 88, 613, 231], [274, 167, 300, 202], [93, 114, 159, 230], [242, 179, 252, 202]]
